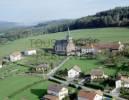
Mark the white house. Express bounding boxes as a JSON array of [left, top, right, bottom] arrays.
[[78, 90, 103, 100], [81, 44, 96, 54], [24, 49, 36, 56], [91, 69, 108, 80], [0, 60, 2, 68], [68, 65, 81, 78], [47, 83, 68, 100], [9, 52, 22, 62], [116, 76, 129, 88]]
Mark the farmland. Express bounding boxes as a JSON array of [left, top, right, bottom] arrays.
[[0, 27, 129, 99], [0, 27, 129, 57]]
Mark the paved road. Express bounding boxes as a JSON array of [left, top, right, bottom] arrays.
[[49, 76, 127, 100], [47, 57, 70, 77]]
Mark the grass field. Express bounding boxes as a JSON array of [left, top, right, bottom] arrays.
[[0, 27, 129, 57], [0, 27, 129, 99], [0, 75, 48, 100], [60, 57, 117, 76]]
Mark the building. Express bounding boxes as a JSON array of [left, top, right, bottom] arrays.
[[68, 65, 81, 78], [78, 90, 103, 100], [116, 76, 129, 88], [34, 64, 49, 72], [0, 60, 2, 68], [9, 52, 22, 62], [80, 44, 96, 54], [24, 49, 37, 56], [43, 94, 59, 100], [54, 28, 76, 56], [47, 83, 68, 100], [91, 69, 108, 80], [94, 41, 124, 53]]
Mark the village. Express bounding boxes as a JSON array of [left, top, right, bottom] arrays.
[[0, 28, 129, 100]]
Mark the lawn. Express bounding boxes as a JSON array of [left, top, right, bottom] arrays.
[[60, 57, 117, 76], [0, 75, 46, 100], [10, 80, 50, 100], [0, 27, 129, 57]]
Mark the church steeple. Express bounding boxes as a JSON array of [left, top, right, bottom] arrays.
[[66, 27, 72, 41]]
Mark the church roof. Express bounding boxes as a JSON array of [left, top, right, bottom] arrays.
[[55, 39, 68, 46]]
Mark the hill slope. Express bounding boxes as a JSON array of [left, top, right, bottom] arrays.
[[0, 27, 129, 57]]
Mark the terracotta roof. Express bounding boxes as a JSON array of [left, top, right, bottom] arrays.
[[94, 43, 119, 50], [78, 90, 97, 100], [120, 76, 129, 83], [72, 65, 81, 72], [43, 94, 59, 100], [10, 52, 21, 57], [48, 84, 64, 93], [91, 69, 104, 76]]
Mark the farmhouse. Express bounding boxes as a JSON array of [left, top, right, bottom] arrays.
[[68, 65, 81, 78], [24, 49, 36, 56], [9, 52, 22, 62], [47, 83, 68, 100], [94, 41, 124, 52], [33, 64, 49, 72], [91, 69, 108, 80], [116, 76, 129, 88], [78, 90, 103, 100], [54, 28, 76, 56]]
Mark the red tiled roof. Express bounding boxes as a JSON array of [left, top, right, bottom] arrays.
[[43, 94, 59, 100], [78, 90, 97, 100]]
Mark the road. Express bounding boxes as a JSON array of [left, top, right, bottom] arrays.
[[49, 76, 127, 100], [47, 57, 70, 77]]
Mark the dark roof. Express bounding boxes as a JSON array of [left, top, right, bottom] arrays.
[[55, 40, 68, 47], [48, 84, 64, 93], [36, 64, 49, 68]]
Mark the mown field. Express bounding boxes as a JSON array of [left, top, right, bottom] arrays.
[[59, 57, 117, 76], [0, 75, 49, 100], [0, 27, 129, 57]]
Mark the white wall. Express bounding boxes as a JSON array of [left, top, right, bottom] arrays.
[[68, 69, 79, 78]]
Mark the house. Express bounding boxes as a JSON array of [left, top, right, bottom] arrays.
[[80, 44, 96, 54], [33, 64, 49, 72], [0, 60, 2, 68], [116, 76, 129, 88], [24, 49, 36, 56], [78, 90, 103, 100], [68, 65, 81, 78], [9, 52, 22, 62], [94, 41, 124, 53], [43, 94, 59, 100], [47, 83, 68, 100], [54, 28, 76, 56], [91, 69, 108, 80]]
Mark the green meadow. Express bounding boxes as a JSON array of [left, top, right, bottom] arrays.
[[0, 27, 129, 57], [0, 27, 129, 99]]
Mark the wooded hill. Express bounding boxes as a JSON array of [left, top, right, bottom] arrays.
[[0, 6, 129, 44]]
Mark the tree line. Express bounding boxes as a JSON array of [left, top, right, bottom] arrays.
[[0, 6, 129, 44]]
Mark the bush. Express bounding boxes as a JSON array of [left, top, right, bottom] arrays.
[[84, 83, 104, 90], [53, 75, 66, 81]]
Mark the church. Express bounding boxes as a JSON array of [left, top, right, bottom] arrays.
[[54, 28, 76, 56]]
